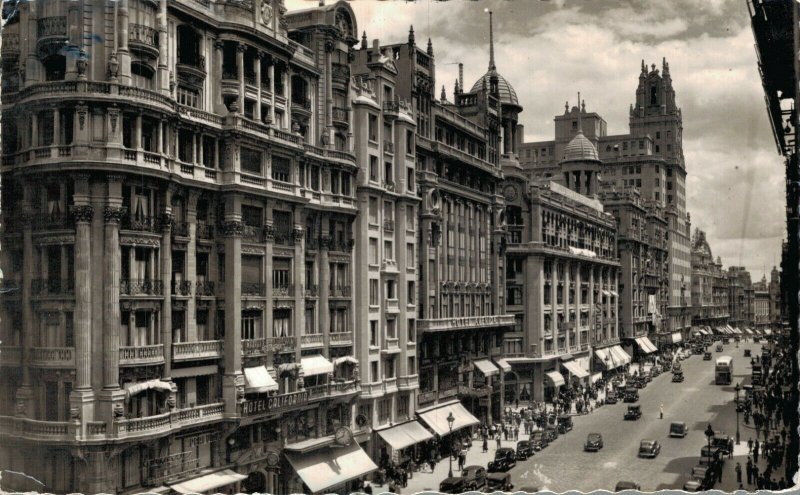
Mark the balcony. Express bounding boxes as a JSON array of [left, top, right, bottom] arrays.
[[119, 344, 165, 366], [196, 221, 214, 240], [273, 284, 294, 298], [330, 285, 352, 298], [36, 16, 67, 57], [418, 314, 515, 333], [383, 219, 395, 231], [242, 338, 267, 357], [31, 278, 75, 297], [265, 336, 297, 353], [1, 33, 19, 58], [329, 331, 353, 346], [171, 220, 189, 238], [0, 416, 77, 442], [29, 347, 75, 368], [385, 299, 400, 314], [383, 101, 400, 119], [0, 346, 21, 365], [242, 282, 266, 297], [121, 215, 160, 233], [195, 280, 216, 296], [397, 375, 419, 390], [332, 106, 349, 126], [305, 284, 318, 297], [128, 23, 159, 58], [172, 340, 223, 361], [172, 280, 193, 296], [113, 403, 224, 439], [331, 63, 350, 85], [418, 390, 437, 404], [306, 380, 360, 401], [383, 140, 394, 154], [242, 225, 265, 243], [291, 96, 312, 115], [360, 382, 385, 399], [301, 333, 324, 348], [120, 279, 164, 296], [384, 377, 398, 394], [176, 55, 207, 85], [32, 212, 72, 231]]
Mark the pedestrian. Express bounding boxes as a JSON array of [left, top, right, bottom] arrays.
[[746, 458, 753, 484], [515, 397, 519, 409], [754, 440, 760, 463], [717, 462, 723, 482], [401, 468, 408, 488], [457, 451, 465, 471], [496, 436, 501, 449], [659, 403, 664, 419], [728, 438, 734, 459], [781, 427, 787, 445], [735, 462, 742, 483], [428, 458, 436, 474], [748, 437, 753, 454], [388, 480, 397, 494], [482, 437, 488, 453]]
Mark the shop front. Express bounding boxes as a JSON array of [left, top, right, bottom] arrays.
[[375, 420, 434, 467], [284, 440, 377, 494], [561, 358, 589, 387], [168, 469, 246, 494], [416, 400, 480, 458], [543, 370, 565, 402]]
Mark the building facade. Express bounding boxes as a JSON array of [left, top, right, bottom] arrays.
[[690, 229, 729, 329], [727, 266, 753, 329], [768, 266, 781, 326], [752, 276, 770, 329], [0, 1, 377, 494]]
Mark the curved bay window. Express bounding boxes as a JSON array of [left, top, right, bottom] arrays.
[[131, 61, 155, 89]]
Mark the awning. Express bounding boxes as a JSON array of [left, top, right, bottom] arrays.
[[495, 359, 511, 373], [377, 421, 434, 451], [559, 354, 574, 361], [726, 324, 735, 333], [545, 371, 566, 388], [610, 346, 632, 366], [634, 337, 657, 354], [333, 356, 358, 366], [733, 328, 743, 335], [473, 359, 500, 377], [764, 329, 772, 335], [243, 366, 278, 393], [124, 379, 173, 399], [609, 290, 618, 297], [170, 469, 247, 494], [171, 364, 219, 378], [286, 442, 378, 494], [670, 332, 683, 344], [594, 348, 611, 367], [745, 328, 754, 335], [417, 400, 480, 436], [562, 360, 589, 379], [301, 355, 334, 376]]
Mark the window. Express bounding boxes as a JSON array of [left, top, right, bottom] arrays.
[[384, 240, 394, 260], [655, 192, 660, 201], [655, 145, 660, 153], [407, 319, 415, 343], [406, 205, 415, 230], [638, 140, 644, 150], [656, 131, 661, 139], [667, 168, 672, 177], [371, 361, 379, 382], [378, 398, 390, 422], [369, 238, 378, 264], [384, 161, 393, 184], [369, 114, 378, 141], [341, 173, 351, 196], [177, 86, 199, 108], [655, 178, 660, 186], [368, 197, 378, 224], [370, 321, 378, 346], [386, 319, 396, 339], [655, 165, 660, 173], [667, 182, 673, 190], [406, 130, 414, 154], [408, 281, 415, 304], [386, 280, 396, 299], [369, 156, 378, 182], [271, 156, 291, 183], [242, 310, 261, 340], [406, 243, 415, 266], [272, 258, 291, 288], [273, 308, 291, 337], [407, 167, 415, 192], [370, 279, 379, 306], [636, 179, 642, 187], [397, 394, 409, 418]]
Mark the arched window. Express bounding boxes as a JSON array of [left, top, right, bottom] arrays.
[[131, 61, 154, 89], [43, 54, 65, 81]]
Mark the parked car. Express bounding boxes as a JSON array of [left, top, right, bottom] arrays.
[[557, 414, 573, 433], [605, 391, 618, 404], [529, 431, 548, 451], [459, 465, 487, 491], [488, 447, 517, 472], [642, 373, 652, 383], [683, 480, 703, 492], [516, 440, 534, 460], [669, 421, 688, 438], [624, 405, 642, 420], [700, 446, 725, 466], [744, 348, 751, 357], [623, 388, 639, 403], [638, 439, 661, 458], [584, 433, 604, 451], [516, 486, 541, 493], [439, 477, 467, 494], [712, 434, 733, 454], [614, 481, 641, 491], [544, 426, 559, 443], [716, 344, 723, 352], [703, 352, 712, 360], [672, 370, 685, 383], [486, 472, 514, 492]]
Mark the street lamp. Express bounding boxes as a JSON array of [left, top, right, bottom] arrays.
[[447, 411, 455, 478], [734, 382, 741, 445], [704, 424, 715, 466]]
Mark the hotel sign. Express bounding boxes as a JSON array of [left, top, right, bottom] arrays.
[[241, 390, 309, 416]]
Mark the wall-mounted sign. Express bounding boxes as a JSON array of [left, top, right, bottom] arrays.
[[241, 390, 309, 416]]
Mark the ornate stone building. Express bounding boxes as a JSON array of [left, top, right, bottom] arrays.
[[0, 1, 374, 493], [728, 266, 754, 330], [690, 229, 729, 329]]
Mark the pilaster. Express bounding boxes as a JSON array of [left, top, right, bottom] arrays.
[[222, 195, 243, 414]]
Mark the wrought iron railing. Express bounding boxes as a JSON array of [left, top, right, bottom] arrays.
[[120, 279, 164, 296]]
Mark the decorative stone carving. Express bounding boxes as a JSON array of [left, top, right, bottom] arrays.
[[15, 399, 26, 417], [120, 235, 160, 247], [72, 205, 94, 224], [263, 224, 275, 242], [109, 109, 119, 134], [113, 403, 124, 418], [292, 228, 304, 242], [167, 396, 176, 409], [352, 362, 360, 383], [76, 50, 87, 77], [103, 206, 125, 224], [160, 212, 173, 232], [221, 220, 244, 237], [70, 407, 81, 421], [319, 235, 331, 250], [108, 53, 119, 80], [77, 105, 87, 131]]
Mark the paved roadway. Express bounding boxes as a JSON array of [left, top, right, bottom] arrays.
[[509, 340, 758, 492]]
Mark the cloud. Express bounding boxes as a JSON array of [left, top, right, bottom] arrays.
[[285, 0, 785, 278]]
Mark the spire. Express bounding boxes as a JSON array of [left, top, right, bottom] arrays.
[[641, 59, 646, 74], [361, 31, 367, 49], [427, 38, 433, 57], [408, 25, 415, 46], [454, 78, 460, 96], [576, 91, 583, 133], [487, 10, 495, 71], [565, 100, 569, 114], [441, 85, 447, 102]]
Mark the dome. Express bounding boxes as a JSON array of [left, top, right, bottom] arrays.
[[470, 69, 520, 107], [562, 131, 599, 162]]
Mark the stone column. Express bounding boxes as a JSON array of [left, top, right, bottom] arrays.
[[264, 205, 274, 355], [255, 53, 263, 122], [186, 192, 199, 340], [221, 195, 243, 414], [319, 230, 331, 347], [15, 183, 35, 416], [158, 0, 169, 93], [576, 263, 583, 348], [268, 61, 276, 124], [52, 107, 61, 147], [236, 43, 246, 115], [292, 221, 306, 354], [118, 0, 132, 85], [550, 261, 557, 336], [286, 66, 293, 128], [102, 201, 124, 390], [504, 120, 512, 154], [214, 40, 225, 113], [160, 189, 174, 380]]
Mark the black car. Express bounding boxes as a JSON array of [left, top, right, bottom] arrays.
[[672, 371, 685, 383], [516, 440, 534, 460], [529, 431, 548, 451], [544, 426, 559, 443], [638, 439, 661, 458], [624, 405, 642, 420], [460, 465, 487, 490], [486, 472, 514, 492], [584, 432, 604, 451], [614, 481, 641, 491], [605, 391, 618, 404], [439, 477, 467, 494], [703, 352, 712, 360], [557, 414, 573, 433], [623, 388, 639, 402], [488, 447, 517, 472]]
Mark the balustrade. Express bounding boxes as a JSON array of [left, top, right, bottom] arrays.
[[329, 331, 353, 345], [301, 334, 324, 347], [264, 336, 296, 353], [172, 340, 223, 361], [120, 279, 164, 296], [330, 285, 352, 298], [195, 280, 216, 296], [129, 23, 159, 48], [242, 338, 267, 356], [242, 282, 266, 296], [32, 212, 71, 231], [31, 278, 75, 296], [273, 284, 294, 297], [172, 280, 193, 296], [196, 222, 214, 239], [305, 284, 318, 297], [29, 347, 75, 367], [121, 215, 160, 232], [171, 221, 189, 237], [0, 416, 74, 441], [119, 344, 164, 365], [37, 16, 67, 37]]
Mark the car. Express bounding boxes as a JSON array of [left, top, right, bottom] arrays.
[[643, 373, 652, 383], [516, 486, 541, 493], [459, 465, 487, 490], [557, 414, 573, 433], [544, 426, 559, 443], [689, 465, 716, 490], [516, 440, 534, 460], [488, 447, 517, 472], [623, 388, 639, 403], [712, 434, 733, 454], [439, 476, 467, 494], [638, 439, 661, 458], [486, 472, 514, 492], [605, 391, 618, 404], [744, 349, 751, 357], [624, 405, 642, 420], [703, 352, 712, 360], [614, 481, 641, 491], [716, 344, 723, 352], [529, 431, 548, 451], [683, 480, 703, 492], [700, 446, 725, 466], [669, 421, 688, 438], [672, 371, 685, 383], [585, 433, 604, 451]]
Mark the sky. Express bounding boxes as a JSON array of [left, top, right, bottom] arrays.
[[287, 0, 786, 282]]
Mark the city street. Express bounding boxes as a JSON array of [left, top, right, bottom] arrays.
[[509, 340, 757, 492]]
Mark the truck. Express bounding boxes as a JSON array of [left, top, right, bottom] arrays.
[[715, 356, 733, 385]]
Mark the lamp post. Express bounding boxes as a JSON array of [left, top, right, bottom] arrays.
[[735, 382, 741, 445], [704, 424, 715, 466], [446, 411, 455, 478]]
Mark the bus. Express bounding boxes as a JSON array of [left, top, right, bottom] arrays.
[[715, 356, 733, 385]]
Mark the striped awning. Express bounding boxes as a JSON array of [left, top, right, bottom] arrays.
[[545, 371, 566, 388], [562, 360, 589, 379]]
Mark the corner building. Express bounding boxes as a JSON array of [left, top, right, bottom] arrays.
[[0, 1, 377, 494]]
